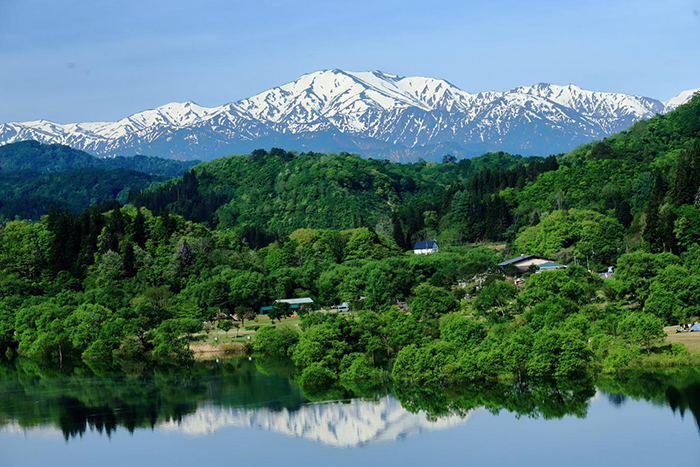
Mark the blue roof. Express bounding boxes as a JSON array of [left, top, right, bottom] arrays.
[[498, 255, 537, 266], [414, 241, 437, 249]]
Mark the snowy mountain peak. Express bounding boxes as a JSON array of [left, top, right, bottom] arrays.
[[664, 89, 700, 110], [235, 69, 469, 122], [0, 70, 696, 162]]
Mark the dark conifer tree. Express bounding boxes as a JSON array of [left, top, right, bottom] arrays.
[[644, 174, 666, 251], [391, 212, 406, 250], [121, 240, 137, 278], [46, 207, 79, 275], [132, 209, 147, 248], [180, 240, 195, 266], [615, 199, 633, 228]]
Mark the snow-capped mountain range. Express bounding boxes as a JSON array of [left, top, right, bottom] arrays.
[[1, 69, 697, 162]]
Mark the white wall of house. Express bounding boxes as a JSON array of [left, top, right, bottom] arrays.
[[414, 246, 438, 255]]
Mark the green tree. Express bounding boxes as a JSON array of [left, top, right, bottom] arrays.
[[527, 330, 591, 379], [253, 325, 300, 357], [644, 264, 700, 324], [14, 301, 73, 363], [392, 341, 459, 385], [268, 302, 290, 323], [513, 209, 624, 268], [150, 318, 203, 360], [218, 319, 233, 335], [235, 306, 256, 327], [65, 304, 113, 354], [344, 228, 393, 261], [94, 250, 125, 285], [439, 313, 487, 348], [411, 284, 459, 322], [474, 281, 518, 321], [615, 251, 679, 305], [617, 313, 666, 354]]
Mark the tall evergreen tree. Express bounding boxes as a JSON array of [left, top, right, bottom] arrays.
[[644, 174, 667, 252], [121, 240, 136, 278], [391, 212, 406, 250], [132, 209, 147, 248]]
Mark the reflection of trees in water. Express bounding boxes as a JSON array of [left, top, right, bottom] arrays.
[[597, 369, 700, 432], [1, 360, 699, 441], [394, 378, 597, 421], [0, 358, 306, 440], [666, 383, 700, 432], [602, 391, 628, 407]]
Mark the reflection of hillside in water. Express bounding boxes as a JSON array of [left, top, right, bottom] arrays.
[[0, 421, 62, 437], [1, 361, 699, 443], [160, 396, 469, 447]]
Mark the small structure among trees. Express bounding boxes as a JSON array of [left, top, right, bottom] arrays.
[[413, 241, 439, 255], [260, 297, 315, 316], [498, 255, 558, 274], [275, 297, 314, 308]]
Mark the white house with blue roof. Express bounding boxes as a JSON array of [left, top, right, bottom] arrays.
[[413, 240, 439, 255]]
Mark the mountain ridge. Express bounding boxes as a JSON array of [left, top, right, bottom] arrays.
[[1, 70, 698, 162], [0, 140, 198, 176]]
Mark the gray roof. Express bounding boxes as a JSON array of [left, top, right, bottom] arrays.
[[414, 241, 437, 249], [275, 297, 314, 305], [538, 261, 566, 269], [498, 255, 537, 266]]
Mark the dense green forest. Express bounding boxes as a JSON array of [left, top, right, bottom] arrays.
[[129, 149, 556, 248], [0, 141, 198, 175], [0, 168, 158, 219], [0, 141, 198, 220], [0, 94, 699, 391]]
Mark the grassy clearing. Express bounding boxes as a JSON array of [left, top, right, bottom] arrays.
[[190, 314, 303, 358], [196, 314, 303, 346], [665, 326, 700, 353]]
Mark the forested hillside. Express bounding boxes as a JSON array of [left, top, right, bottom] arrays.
[[508, 93, 700, 261], [0, 141, 198, 176], [126, 93, 700, 261], [0, 141, 199, 220], [130, 149, 557, 247], [0, 168, 159, 219]]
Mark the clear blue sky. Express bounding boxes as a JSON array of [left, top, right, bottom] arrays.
[[1, 0, 699, 123]]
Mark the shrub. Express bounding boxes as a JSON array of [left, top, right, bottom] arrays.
[[410, 284, 459, 321], [439, 313, 487, 348], [252, 325, 299, 357], [82, 340, 114, 360], [392, 341, 459, 385], [113, 336, 145, 359], [299, 364, 337, 387], [339, 353, 384, 381]]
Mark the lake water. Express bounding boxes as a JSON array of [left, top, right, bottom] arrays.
[[0, 358, 698, 467]]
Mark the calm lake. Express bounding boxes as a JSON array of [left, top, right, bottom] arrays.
[[0, 358, 698, 467]]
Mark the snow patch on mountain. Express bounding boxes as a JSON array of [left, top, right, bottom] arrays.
[[664, 89, 700, 110]]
